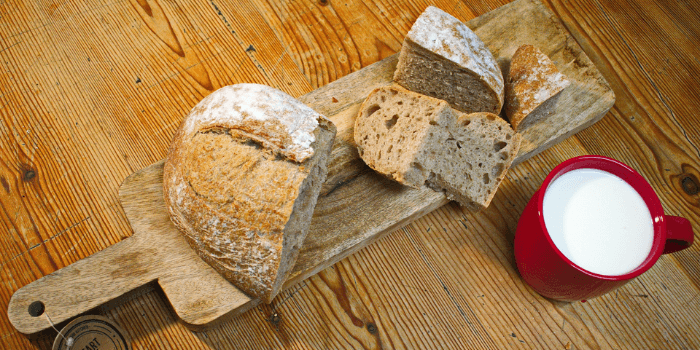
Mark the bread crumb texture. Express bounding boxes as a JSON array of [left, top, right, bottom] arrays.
[[505, 45, 570, 130], [354, 86, 521, 211], [163, 84, 335, 303]]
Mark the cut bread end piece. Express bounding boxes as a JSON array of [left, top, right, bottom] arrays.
[[354, 85, 521, 211], [393, 6, 504, 115], [505, 44, 571, 132]]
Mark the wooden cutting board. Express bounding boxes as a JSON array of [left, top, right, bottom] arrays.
[[8, 0, 614, 335]]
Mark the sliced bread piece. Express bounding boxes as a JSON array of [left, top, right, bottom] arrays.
[[505, 44, 571, 131], [354, 85, 521, 211], [354, 85, 455, 187], [163, 84, 336, 303], [426, 111, 521, 210], [393, 6, 504, 115]]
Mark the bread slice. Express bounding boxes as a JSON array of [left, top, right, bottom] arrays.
[[354, 85, 521, 211], [393, 6, 504, 115], [505, 45, 571, 131], [163, 84, 336, 303]]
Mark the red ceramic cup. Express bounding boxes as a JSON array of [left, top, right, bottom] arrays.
[[514, 155, 694, 301]]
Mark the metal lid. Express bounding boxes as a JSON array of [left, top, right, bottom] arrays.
[[52, 315, 130, 350]]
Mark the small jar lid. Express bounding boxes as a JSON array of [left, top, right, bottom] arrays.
[[52, 315, 130, 350]]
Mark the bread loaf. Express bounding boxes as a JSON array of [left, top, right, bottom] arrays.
[[354, 85, 520, 211], [505, 45, 571, 131], [393, 6, 504, 115], [163, 84, 336, 303]]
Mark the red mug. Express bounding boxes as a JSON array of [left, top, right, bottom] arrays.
[[515, 155, 694, 301]]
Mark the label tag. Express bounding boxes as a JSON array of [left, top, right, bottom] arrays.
[[52, 315, 130, 350]]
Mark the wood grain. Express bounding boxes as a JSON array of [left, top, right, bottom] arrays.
[[1, 0, 699, 349], [7, 0, 614, 336]]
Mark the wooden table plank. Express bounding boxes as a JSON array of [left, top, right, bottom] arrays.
[[1, 0, 699, 349], [6, 0, 615, 334]]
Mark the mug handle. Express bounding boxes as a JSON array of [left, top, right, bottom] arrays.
[[663, 215, 695, 254]]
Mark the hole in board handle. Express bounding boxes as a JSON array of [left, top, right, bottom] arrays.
[[28, 301, 45, 317]]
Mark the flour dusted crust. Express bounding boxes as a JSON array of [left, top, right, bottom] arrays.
[[182, 84, 321, 162], [505, 45, 571, 131], [407, 6, 503, 98], [163, 84, 336, 303], [394, 6, 504, 114]]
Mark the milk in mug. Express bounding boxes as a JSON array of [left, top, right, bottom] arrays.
[[542, 168, 654, 276]]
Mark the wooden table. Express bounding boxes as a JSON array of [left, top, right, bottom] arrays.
[[1, 0, 698, 348]]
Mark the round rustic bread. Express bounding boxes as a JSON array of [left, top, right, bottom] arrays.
[[163, 84, 336, 303]]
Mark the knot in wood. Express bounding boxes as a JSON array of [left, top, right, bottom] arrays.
[[269, 313, 281, 325], [366, 323, 377, 334], [682, 175, 698, 195], [23, 168, 36, 182], [318, 0, 329, 6]]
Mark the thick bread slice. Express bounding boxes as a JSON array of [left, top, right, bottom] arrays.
[[505, 44, 571, 131], [393, 6, 504, 115], [354, 85, 521, 211], [426, 111, 521, 211], [354, 85, 454, 186], [163, 84, 336, 303]]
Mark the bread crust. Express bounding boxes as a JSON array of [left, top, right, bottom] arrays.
[[505, 45, 571, 131], [163, 84, 336, 303]]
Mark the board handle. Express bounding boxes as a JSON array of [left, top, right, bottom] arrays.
[[8, 235, 157, 334]]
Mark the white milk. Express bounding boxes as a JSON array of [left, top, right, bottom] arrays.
[[542, 168, 654, 276]]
